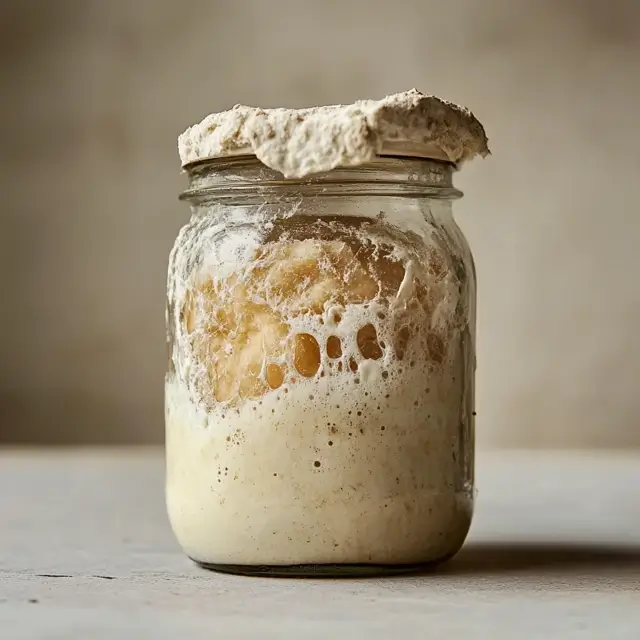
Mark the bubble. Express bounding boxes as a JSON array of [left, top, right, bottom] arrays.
[[395, 326, 411, 360], [266, 363, 284, 389], [293, 333, 321, 377], [326, 306, 344, 325], [326, 336, 342, 359], [183, 291, 196, 334], [357, 323, 383, 360]]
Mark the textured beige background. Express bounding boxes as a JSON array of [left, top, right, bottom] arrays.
[[1, 0, 639, 446]]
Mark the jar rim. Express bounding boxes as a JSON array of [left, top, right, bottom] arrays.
[[179, 155, 463, 202], [180, 144, 454, 171]]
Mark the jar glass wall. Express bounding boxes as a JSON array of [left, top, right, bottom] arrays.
[[165, 156, 476, 576]]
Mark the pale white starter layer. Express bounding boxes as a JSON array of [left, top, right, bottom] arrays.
[[166, 346, 472, 566]]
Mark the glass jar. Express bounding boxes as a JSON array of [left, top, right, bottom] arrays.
[[165, 155, 476, 576]]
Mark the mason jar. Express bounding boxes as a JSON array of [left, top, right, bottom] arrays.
[[165, 91, 488, 576]]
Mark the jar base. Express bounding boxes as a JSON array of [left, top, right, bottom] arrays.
[[189, 557, 447, 578]]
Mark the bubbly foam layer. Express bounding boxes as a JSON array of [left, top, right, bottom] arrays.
[[165, 351, 473, 564], [170, 214, 467, 410]]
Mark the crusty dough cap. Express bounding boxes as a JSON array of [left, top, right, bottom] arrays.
[[178, 89, 489, 178]]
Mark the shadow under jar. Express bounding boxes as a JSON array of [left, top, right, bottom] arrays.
[[165, 155, 478, 577]]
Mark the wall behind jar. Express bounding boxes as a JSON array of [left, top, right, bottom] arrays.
[[1, 0, 639, 447]]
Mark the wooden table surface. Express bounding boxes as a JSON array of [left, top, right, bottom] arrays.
[[1, 448, 639, 639]]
